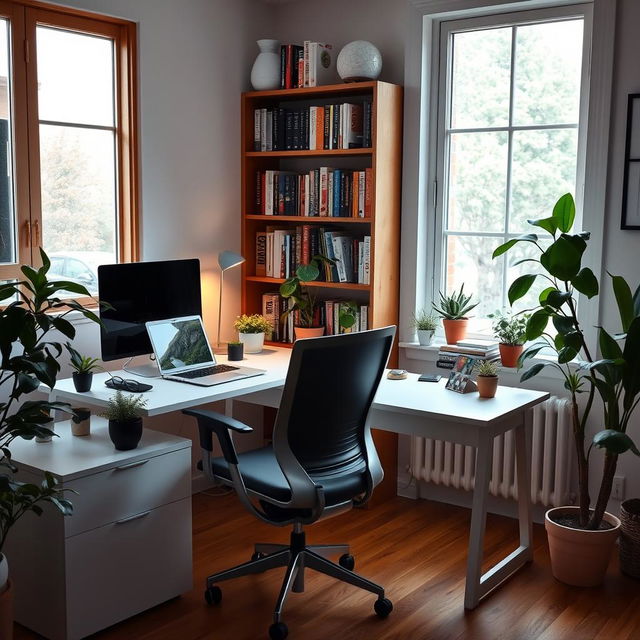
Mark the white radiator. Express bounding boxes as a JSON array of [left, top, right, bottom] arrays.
[[410, 396, 574, 508]]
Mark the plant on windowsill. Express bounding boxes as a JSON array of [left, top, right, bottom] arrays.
[[411, 309, 438, 346], [100, 391, 148, 451], [65, 343, 102, 392], [493, 192, 640, 587], [233, 314, 272, 354], [474, 359, 499, 398], [489, 310, 530, 368], [432, 285, 479, 345], [0, 249, 102, 627]]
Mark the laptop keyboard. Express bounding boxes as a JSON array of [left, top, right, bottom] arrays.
[[177, 364, 240, 379]]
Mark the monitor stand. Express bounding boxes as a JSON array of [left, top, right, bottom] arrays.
[[123, 356, 160, 378]]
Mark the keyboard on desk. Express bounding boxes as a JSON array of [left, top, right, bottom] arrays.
[[177, 364, 240, 379]]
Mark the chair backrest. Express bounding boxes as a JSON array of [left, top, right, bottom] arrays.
[[272, 327, 395, 505]]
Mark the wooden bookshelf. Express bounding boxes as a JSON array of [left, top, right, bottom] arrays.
[[240, 81, 403, 502]]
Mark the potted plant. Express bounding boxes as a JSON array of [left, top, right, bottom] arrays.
[[100, 391, 148, 451], [227, 341, 244, 361], [432, 285, 478, 345], [65, 343, 101, 392], [490, 310, 529, 368], [0, 249, 101, 632], [474, 360, 499, 398], [233, 314, 271, 353], [494, 192, 640, 586], [412, 309, 438, 346]]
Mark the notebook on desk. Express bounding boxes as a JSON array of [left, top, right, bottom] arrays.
[[145, 315, 265, 387]]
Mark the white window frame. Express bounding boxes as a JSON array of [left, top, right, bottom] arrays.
[[399, 0, 616, 350], [431, 5, 591, 336]]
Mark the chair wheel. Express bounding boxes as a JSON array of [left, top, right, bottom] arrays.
[[269, 621, 288, 639], [251, 551, 266, 561], [339, 554, 355, 571], [204, 585, 222, 605], [374, 597, 393, 618]]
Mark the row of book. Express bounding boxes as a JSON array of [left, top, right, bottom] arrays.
[[255, 168, 372, 218], [436, 339, 500, 370], [279, 42, 335, 89], [253, 102, 372, 151], [262, 292, 368, 344], [256, 226, 371, 284]]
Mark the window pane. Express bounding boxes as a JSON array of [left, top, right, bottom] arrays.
[[40, 125, 117, 294], [510, 128, 578, 233], [36, 26, 114, 127], [0, 19, 15, 265], [447, 132, 508, 233], [445, 235, 503, 320], [513, 20, 583, 126], [450, 27, 511, 129]]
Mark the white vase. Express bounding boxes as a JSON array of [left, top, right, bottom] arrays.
[[0, 554, 8, 594], [250, 39, 281, 91], [337, 40, 382, 82], [417, 329, 435, 346], [239, 332, 265, 354]]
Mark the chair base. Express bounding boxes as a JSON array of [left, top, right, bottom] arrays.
[[205, 525, 386, 625]]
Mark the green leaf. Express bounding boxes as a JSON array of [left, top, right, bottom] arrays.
[[518, 343, 546, 367], [296, 263, 319, 282], [593, 430, 640, 456], [557, 346, 578, 364], [552, 315, 575, 335], [572, 267, 599, 299], [633, 283, 640, 317], [51, 317, 76, 340], [610, 273, 634, 332], [539, 287, 555, 305], [546, 290, 572, 308], [527, 216, 558, 236], [520, 362, 549, 382], [492, 234, 538, 259], [526, 310, 549, 341], [552, 193, 576, 233], [39, 248, 51, 273], [508, 274, 537, 306], [279, 279, 298, 297], [540, 235, 584, 281], [622, 317, 640, 402], [599, 327, 623, 360]]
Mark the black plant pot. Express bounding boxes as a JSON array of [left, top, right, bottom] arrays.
[[227, 343, 244, 361], [108, 417, 143, 451], [72, 372, 93, 392]]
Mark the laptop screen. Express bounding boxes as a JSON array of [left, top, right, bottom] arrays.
[[146, 316, 215, 374]]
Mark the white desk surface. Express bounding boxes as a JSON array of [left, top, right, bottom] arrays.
[[43, 347, 292, 417], [9, 418, 190, 481]]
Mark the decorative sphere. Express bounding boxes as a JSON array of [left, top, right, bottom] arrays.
[[337, 40, 382, 82]]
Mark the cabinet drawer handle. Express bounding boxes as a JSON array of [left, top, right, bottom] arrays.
[[115, 510, 151, 525], [114, 459, 149, 471]]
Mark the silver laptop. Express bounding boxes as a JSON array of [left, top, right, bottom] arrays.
[[145, 315, 265, 387]]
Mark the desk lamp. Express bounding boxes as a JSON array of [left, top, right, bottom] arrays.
[[216, 250, 245, 352]]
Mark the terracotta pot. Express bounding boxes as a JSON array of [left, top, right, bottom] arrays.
[[499, 343, 523, 368], [476, 375, 498, 398], [294, 326, 324, 340], [0, 578, 13, 640], [442, 318, 468, 345], [545, 506, 621, 587]]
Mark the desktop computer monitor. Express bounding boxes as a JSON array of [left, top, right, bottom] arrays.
[[98, 259, 202, 373]]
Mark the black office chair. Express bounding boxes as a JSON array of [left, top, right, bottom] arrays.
[[183, 326, 396, 640]]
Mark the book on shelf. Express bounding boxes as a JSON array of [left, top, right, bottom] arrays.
[[439, 343, 499, 357], [252, 101, 372, 152], [255, 167, 371, 218], [279, 42, 335, 89]]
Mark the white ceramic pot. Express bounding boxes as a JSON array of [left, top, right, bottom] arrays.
[[0, 554, 8, 594], [417, 329, 435, 346], [239, 332, 265, 354], [337, 40, 382, 82], [250, 39, 281, 91]]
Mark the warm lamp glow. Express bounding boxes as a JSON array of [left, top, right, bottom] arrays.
[[216, 250, 245, 349]]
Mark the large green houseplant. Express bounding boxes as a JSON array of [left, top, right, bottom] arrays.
[[0, 250, 102, 591], [493, 193, 640, 585]]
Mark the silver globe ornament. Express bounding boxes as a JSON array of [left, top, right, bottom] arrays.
[[337, 40, 382, 82]]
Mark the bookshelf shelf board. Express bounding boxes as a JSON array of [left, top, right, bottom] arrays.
[[245, 148, 373, 158], [246, 276, 369, 291], [243, 81, 377, 100], [245, 214, 372, 224]]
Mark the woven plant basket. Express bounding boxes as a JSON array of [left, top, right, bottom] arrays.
[[620, 498, 640, 579]]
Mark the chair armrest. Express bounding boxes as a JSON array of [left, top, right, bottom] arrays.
[[182, 408, 253, 465]]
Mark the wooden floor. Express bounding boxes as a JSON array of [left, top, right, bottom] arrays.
[[16, 493, 640, 640]]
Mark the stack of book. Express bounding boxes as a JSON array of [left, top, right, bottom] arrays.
[[256, 168, 371, 217], [436, 339, 500, 370], [253, 101, 372, 151], [279, 42, 335, 89]]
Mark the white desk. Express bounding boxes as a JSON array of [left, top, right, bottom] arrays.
[[43, 348, 548, 612]]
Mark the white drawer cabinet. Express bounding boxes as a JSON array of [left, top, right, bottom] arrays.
[[6, 419, 192, 640]]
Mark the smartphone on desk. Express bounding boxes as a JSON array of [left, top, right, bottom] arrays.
[[418, 374, 441, 382]]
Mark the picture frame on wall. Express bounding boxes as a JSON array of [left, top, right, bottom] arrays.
[[621, 93, 640, 230]]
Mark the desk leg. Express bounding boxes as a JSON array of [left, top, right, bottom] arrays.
[[515, 411, 533, 558]]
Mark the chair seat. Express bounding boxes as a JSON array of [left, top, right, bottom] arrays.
[[211, 445, 368, 506]]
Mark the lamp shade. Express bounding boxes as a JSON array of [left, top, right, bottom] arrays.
[[218, 250, 245, 272]]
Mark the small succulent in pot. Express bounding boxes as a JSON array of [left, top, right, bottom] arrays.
[[489, 310, 530, 367], [234, 314, 272, 353], [474, 359, 499, 399], [66, 343, 102, 392], [100, 391, 148, 451], [412, 309, 438, 346], [432, 285, 478, 344]]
